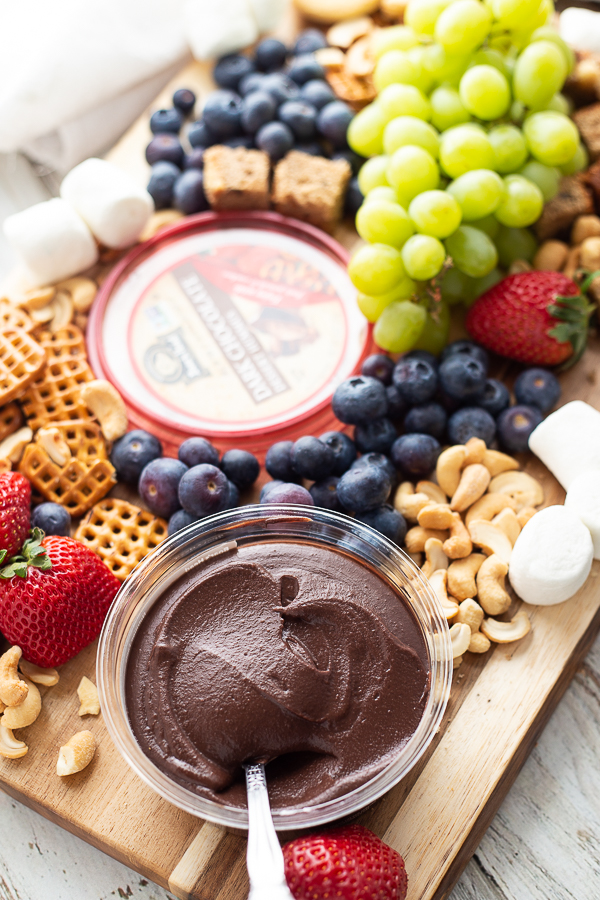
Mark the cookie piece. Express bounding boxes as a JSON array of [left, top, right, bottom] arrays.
[[0, 327, 47, 406], [271, 151, 352, 234], [534, 175, 594, 241], [203, 146, 270, 211], [0, 402, 24, 443], [0, 299, 33, 333], [573, 103, 600, 160]]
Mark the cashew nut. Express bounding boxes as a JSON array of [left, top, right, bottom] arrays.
[[453, 656, 463, 670], [516, 506, 537, 528], [30, 304, 54, 324], [56, 277, 97, 313], [476, 554, 511, 616], [580, 236, 600, 270], [481, 449, 519, 477], [508, 259, 532, 274], [0, 723, 28, 759], [327, 16, 372, 48], [481, 610, 531, 644], [394, 482, 430, 521], [19, 659, 59, 687], [563, 245, 581, 280], [447, 553, 486, 599], [314, 46, 346, 69], [15, 286, 55, 311], [81, 380, 128, 442], [443, 513, 473, 560], [449, 622, 471, 658], [456, 598, 484, 633], [0, 647, 28, 708], [2, 677, 41, 729], [0, 459, 11, 474], [77, 677, 100, 716], [48, 290, 74, 332], [421, 538, 448, 579], [450, 464, 491, 512], [407, 550, 423, 566], [491, 507, 521, 546], [57, 730, 96, 776], [463, 437, 486, 466], [436, 445, 466, 497], [533, 240, 569, 271], [36, 427, 71, 467], [468, 519, 513, 565], [465, 493, 517, 528], [488, 471, 544, 510], [417, 503, 455, 530], [428, 569, 459, 620], [139, 209, 185, 241], [468, 631, 491, 653], [572, 214, 600, 245], [345, 36, 375, 77], [416, 480, 447, 505], [405, 525, 448, 553], [0, 427, 33, 464]]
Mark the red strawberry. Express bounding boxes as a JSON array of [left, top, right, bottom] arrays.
[[0, 472, 31, 561], [466, 270, 596, 367], [283, 825, 407, 900], [0, 531, 120, 667]]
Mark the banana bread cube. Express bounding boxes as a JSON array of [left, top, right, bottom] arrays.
[[203, 145, 270, 210], [271, 151, 352, 234]]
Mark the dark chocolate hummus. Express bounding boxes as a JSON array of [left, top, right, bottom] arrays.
[[125, 539, 430, 809]]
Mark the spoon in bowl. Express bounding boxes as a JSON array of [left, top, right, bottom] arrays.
[[245, 762, 295, 900]]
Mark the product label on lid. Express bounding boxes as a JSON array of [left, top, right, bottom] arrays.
[[101, 227, 366, 436]]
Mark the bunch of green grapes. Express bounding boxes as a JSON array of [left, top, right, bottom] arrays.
[[346, 0, 584, 354]]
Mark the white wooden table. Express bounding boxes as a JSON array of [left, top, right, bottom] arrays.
[[0, 153, 599, 900]]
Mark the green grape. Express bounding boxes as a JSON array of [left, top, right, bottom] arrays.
[[496, 225, 538, 267], [492, 0, 544, 29], [434, 0, 492, 55], [347, 104, 387, 157], [471, 267, 503, 301], [374, 50, 421, 91], [494, 174, 544, 227], [440, 125, 494, 178], [383, 116, 440, 158], [458, 65, 511, 121], [387, 145, 440, 206], [471, 47, 512, 79], [348, 243, 406, 295], [405, 0, 453, 36], [513, 41, 567, 110], [357, 155, 389, 194], [470, 214, 500, 239], [488, 124, 528, 174], [544, 93, 571, 115], [518, 160, 560, 201], [377, 84, 432, 123], [440, 267, 475, 305], [447, 169, 504, 220], [560, 143, 589, 176], [356, 199, 415, 248], [445, 225, 498, 277], [357, 280, 416, 322], [422, 43, 472, 87], [401, 234, 446, 280], [408, 190, 462, 238], [407, 46, 436, 94], [373, 301, 426, 353], [364, 186, 399, 204], [523, 111, 579, 166], [412, 301, 451, 354], [510, 99, 526, 125], [430, 86, 471, 132], [371, 25, 419, 58], [530, 26, 575, 73]]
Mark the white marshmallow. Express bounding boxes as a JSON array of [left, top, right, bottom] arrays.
[[247, 0, 287, 31], [509, 506, 593, 606], [60, 158, 153, 249], [184, 0, 259, 61], [560, 8, 600, 55], [565, 471, 600, 560], [3, 198, 98, 287], [528, 400, 600, 490]]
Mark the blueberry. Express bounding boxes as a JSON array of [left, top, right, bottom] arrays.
[[447, 407, 496, 445], [497, 405, 543, 453], [316, 101, 353, 148], [202, 90, 242, 139], [256, 121, 294, 161], [361, 353, 394, 385], [261, 482, 314, 505], [172, 88, 196, 116], [480, 378, 510, 417], [254, 38, 288, 72], [346, 179, 362, 219], [241, 90, 277, 135], [31, 502, 71, 537], [293, 30, 328, 55], [299, 79, 335, 110], [139, 458, 188, 518], [309, 476, 342, 511], [337, 465, 392, 513], [391, 434, 440, 477], [184, 148, 205, 170], [288, 54, 325, 85], [178, 437, 219, 468], [438, 356, 487, 403], [188, 120, 217, 149], [223, 135, 255, 149], [145, 134, 184, 167], [261, 73, 301, 106], [265, 440, 297, 481], [220, 449, 260, 489], [351, 452, 396, 485], [213, 54, 255, 91], [385, 384, 407, 421], [168, 508, 198, 536], [440, 339, 489, 372], [354, 418, 397, 454], [356, 505, 407, 545], [111, 429, 163, 484], [332, 375, 388, 425], [393, 357, 438, 405], [224, 479, 240, 509], [514, 368, 561, 413], [150, 108, 183, 135], [173, 170, 209, 215], [260, 479, 284, 501], [331, 149, 364, 175], [296, 142, 325, 156], [291, 436, 335, 480], [404, 403, 447, 440], [319, 431, 357, 475], [404, 349, 439, 367], [239, 72, 268, 96], [178, 464, 229, 517], [147, 161, 180, 209], [278, 100, 318, 140]]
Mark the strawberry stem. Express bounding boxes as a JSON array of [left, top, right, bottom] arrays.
[[0, 528, 52, 579], [546, 272, 598, 370]]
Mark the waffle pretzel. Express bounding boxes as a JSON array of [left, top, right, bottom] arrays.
[[0, 298, 33, 333], [0, 327, 46, 405], [75, 498, 168, 581], [0, 402, 24, 443], [19, 420, 115, 518]]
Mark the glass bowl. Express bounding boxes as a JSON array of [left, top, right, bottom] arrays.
[[97, 504, 452, 831]]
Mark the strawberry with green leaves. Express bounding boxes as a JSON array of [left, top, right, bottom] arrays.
[[0, 472, 31, 562]]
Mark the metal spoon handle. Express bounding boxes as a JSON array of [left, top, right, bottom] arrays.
[[245, 764, 295, 900]]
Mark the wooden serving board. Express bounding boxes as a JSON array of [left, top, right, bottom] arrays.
[[3, 11, 600, 900]]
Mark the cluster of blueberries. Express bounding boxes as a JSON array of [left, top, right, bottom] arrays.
[[110, 431, 260, 535]]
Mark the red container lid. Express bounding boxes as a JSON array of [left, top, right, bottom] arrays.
[[87, 211, 372, 458]]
